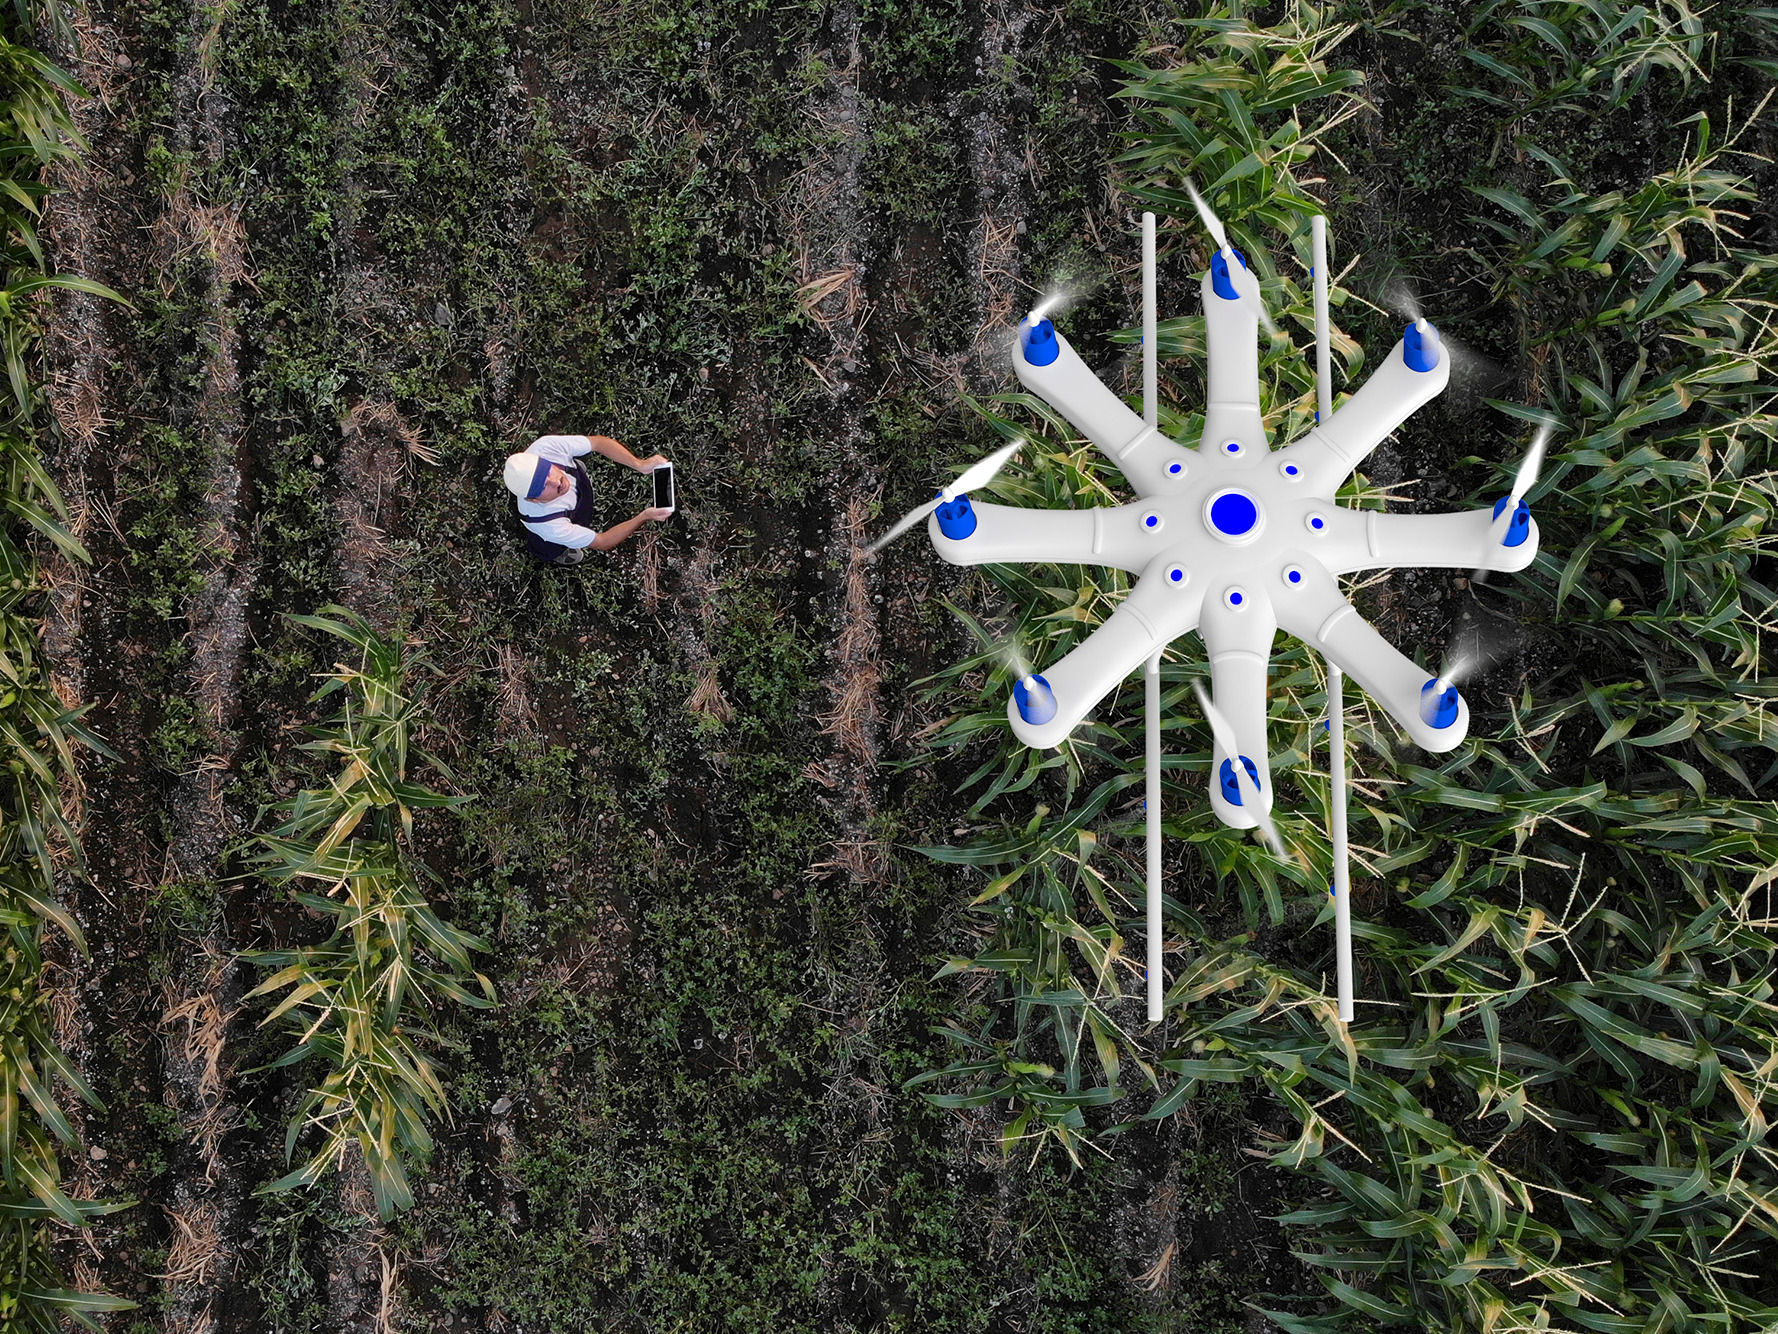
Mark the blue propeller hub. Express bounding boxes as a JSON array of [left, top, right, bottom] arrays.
[[1210, 248, 1248, 302], [1020, 317, 1059, 366], [934, 492, 977, 540], [1403, 322, 1440, 373], [1491, 495, 1530, 547], [1419, 678, 1460, 729], [1219, 755, 1261, 805], [1014, 674, 1057, 726]]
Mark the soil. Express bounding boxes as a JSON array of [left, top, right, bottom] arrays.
[[38, 1, 1773, 1330], [30, 0, 1307, 1329]]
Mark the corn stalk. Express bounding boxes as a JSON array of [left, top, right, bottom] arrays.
[[246, 606, 495, 1220], [0, 7, 135, 1329]]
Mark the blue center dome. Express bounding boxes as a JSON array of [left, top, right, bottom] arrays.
[[1209, 491, 1259, 536]]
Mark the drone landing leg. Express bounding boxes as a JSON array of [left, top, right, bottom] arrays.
[[1145, 650, 1163, 1022], [1141, 212, 1166, 1026], [1328, 662, 1353, 1022], [1313, 215, 1354, 1026]]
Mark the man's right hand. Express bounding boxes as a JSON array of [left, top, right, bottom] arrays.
[[643, 507, 674, 523]]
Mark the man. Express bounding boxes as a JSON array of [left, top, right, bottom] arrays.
[[502, 433, 672, 564]]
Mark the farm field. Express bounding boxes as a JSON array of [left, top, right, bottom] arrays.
[[8, 0, 1778, 1330]]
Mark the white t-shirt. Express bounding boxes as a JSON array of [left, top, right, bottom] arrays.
[[515, 435, 598, 549]]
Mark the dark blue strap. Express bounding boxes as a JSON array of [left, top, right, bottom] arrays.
[[520, 508, 576, 525]]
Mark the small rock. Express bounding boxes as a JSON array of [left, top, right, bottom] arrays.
[[89, 1145, 107, 1161], [114, 53, 131, 69], [310, 454, 323, 467], [1016, 220, 1027, 235], [490, 1095, 512, 1116]]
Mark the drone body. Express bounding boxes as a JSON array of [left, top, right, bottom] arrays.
[[927, 252, 1540, 830]]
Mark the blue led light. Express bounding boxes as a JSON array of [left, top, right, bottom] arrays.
[[1229, 591, 1244, 606], [1167, 461, 1183, 475]]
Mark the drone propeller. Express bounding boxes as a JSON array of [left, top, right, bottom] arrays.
[[1183, 177, 1277, 337], [1184, 176, 1232, 257], [1475, 419, 1552, 576], [1193, 681, 1285, 858], [866, 440, 1022, 555]]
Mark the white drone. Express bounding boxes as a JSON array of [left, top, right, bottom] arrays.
[[882, 201, 1545, 1023]]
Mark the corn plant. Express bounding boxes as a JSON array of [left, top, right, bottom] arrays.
[[913, 4, 1778, 1330], [246, 607, 495, 1220], [1457, 0, 1710, 121], [0, 10, 135, 1330]]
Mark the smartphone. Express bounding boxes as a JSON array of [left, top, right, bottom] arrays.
[[652, 463, 675, 513]]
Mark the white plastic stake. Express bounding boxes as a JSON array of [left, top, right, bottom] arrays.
[[1142, 211, 1163, 1022], [1313, 215, 1332, 423], [1143, 211, 1157, 428], [1314, 214, 1353, 1023], [1145, 651, 1163, 1021], [1329, 664, 1352, 1022]]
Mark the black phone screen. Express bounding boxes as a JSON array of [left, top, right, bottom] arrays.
[[652, 465, 675, 511]]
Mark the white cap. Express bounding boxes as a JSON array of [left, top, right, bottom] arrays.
[[503, 453, 542, 498]]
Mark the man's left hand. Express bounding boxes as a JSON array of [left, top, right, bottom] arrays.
[[636, 454, 669, 472]]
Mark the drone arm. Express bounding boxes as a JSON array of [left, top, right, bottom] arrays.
[[927, 501, 1157, 575], [1272, 561, 1467, 752], [1329, 506, 1540, 576], [1199, 267, 1267, 456], [1008, 563, 1202, 749], [1011, 325, 1192, 499], [1279, 334, 1451, 492], [1198, 586, 1279, 830]]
